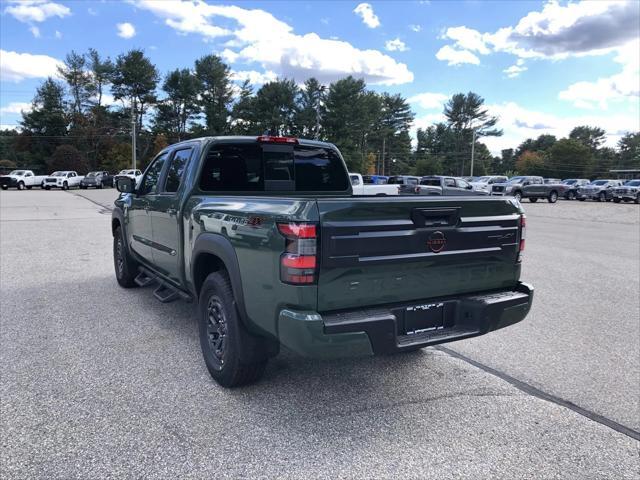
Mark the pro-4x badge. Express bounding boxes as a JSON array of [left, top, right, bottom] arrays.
[[427, 231, 446, 253]]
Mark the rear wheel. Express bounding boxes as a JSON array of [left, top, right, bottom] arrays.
[[45, 186, 51, 190], [113, 225, 138, 288], [529, 197, 538, 203], [198, 271, 267, 388], [548, 191, 558, 203], [578, 197, 585, 201]]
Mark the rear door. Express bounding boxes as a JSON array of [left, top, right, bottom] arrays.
[[316, 197, 521, 311]]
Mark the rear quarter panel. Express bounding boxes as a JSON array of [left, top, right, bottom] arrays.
[[186, 196, 320, 337]]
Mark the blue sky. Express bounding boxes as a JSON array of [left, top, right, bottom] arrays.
[[1, 0, 638, 153]]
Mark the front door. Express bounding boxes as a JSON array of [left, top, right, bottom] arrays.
[[148, 146, 195, 283], [128, 152, 168, 265]]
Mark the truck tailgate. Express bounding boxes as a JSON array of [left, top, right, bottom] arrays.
[[316, 196, 522, 311]]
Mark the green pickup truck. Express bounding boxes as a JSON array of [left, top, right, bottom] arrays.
[[112, 136, 533, 387]]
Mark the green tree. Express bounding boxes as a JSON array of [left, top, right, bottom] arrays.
[[375, 93, 414, 175], [569, 126, 606, 151], [155, 68, 200, 140], [47, 144, 89, 173], [252, 79, 299, 135], [194, 54, 233, 135], [443, 92, 502, 175], [547, 138, 592, 178], [295, 78, 326, 139], [617, 132, 640, 169], [87, 48, 115, 108], [101, 142, 132, 173], [111, 49, 159, 132], [57, 50, 92, 117], [230, 80, 256, 135]]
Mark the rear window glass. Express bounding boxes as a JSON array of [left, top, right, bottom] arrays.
[[199, 143, 349, 192]]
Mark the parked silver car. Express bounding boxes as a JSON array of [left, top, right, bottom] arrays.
[[577, 180, 624, 202], [612, 179, 640, 204]]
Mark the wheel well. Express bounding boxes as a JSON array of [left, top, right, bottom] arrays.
[[193, 252, 226, 296], [111, 218, 121, 237], [549, 190, 557, 196]]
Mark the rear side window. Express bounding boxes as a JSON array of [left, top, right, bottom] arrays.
[[165, 148, 192, 193], [199, 143, 349, 192], [420, 178, 440, 186]]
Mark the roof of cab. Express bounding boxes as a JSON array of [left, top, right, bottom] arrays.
[[167, 136, 337, 150]]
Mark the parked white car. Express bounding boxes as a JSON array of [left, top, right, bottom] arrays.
[[470, 175, 508, 194], [0, 170, 48, 190], [113, 169, 142, 187], [349, 173, 398, 195], [43, 171, 85, 190]]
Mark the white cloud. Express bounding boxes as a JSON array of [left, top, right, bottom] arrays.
[[503, 64, 527, 78], [117, 22, 136, 39], [559, 40, 639, 109], [409, 24, 421, 33], [54, 30, 62, 39], [353, 3, 380, 29], [408, 92, 448, 110], [480, 101, 640, 154], [230, 70, 278, 85], [29, 25, 41, 38], [435, 45, 479, 66], [4, 0, 70, 23], [134, 1, 413, 85], [0, 102, 32, 114], [385, 38, 407, 52], [0, 49, 63, 82], [442, 26, 491, 55], [87, 7, 97, 16]]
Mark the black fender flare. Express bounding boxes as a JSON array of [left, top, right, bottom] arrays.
[[191, 232, 277, 360], [191, 233, 248, 322], [111, 207, 131, 253]]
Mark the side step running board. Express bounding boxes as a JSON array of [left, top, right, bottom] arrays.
[[135, 267, 193, 303]]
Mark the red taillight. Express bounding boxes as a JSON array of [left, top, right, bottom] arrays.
[[517, 214, 526, 262], [257, 135, 298, 144], [277, 222, 318, 285], [414, 186, 420, 194]]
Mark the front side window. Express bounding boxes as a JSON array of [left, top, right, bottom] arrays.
[[444, 178, 456, 187], [456, 179, 470, 189], [164, 148, 193, 193], [140, 153, 168, 195]]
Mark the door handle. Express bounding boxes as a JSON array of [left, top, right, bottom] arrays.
[[167, 208, 177, 216]]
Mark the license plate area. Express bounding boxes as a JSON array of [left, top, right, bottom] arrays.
[[395, 301, 457, 335]]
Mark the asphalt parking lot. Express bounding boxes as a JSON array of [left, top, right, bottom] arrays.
[[1, 189, 639, 479]]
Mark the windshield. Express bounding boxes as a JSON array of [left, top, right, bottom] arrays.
[[87, 172, 99, 177], [625, 180, 640, 186], [9, 170, 25, 175], [387, 177, 407, 184], [562, 179, 577, 185], [592, 180, 608, 185], [476, 176, 491, 182], [51, 172, 65, 176], [507, 176, 526, 184]]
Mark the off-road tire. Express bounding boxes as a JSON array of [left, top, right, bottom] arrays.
[[198, 271, 267, 388], [529, 197, 538, 203], [113, 225, 138, 288]]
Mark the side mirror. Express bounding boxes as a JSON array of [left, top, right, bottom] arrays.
[[116, 176, 136, 194], [467, 184, 473, 189]]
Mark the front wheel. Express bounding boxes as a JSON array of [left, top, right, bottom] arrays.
[[567, 191, 576, 200], [598, 192, 606, 202], [613, 198, 621, 203], [548, 191, 558, 203], [113, 226, 138, 288], [513, 191, 522, 202], [45, 186, 51, 190], [17, 181, 25, 190], [529, 197, 538, 203], [635, 195, 640, 204], [62, 182, 69, 191], [1, 185, 7, 190], [198, 272, 267, 388]]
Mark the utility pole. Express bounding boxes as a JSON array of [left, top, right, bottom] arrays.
[[470, 128, 476, 177], [131, 102, 137, 171], [381, 137, 386, 176]]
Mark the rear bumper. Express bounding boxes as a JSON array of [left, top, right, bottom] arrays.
[[278, 282, 533, 358]]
